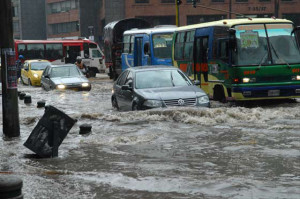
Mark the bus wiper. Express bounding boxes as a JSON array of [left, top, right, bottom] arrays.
[[257, 52, 269, 70], [270, 42, 291, 68]]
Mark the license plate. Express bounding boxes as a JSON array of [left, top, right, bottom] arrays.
[[268, 90, 280, 97]]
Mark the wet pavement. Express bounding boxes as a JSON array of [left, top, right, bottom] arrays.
[[0, 74, 299, 199]]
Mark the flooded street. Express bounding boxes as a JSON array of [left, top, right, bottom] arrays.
[[1, 74, 300, 199]]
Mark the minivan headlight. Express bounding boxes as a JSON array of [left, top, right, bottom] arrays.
[[197, 95, 209, 104], [143, 100, 163, 108]]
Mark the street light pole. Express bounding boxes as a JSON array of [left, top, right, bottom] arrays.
[[0, 0, 20, 138], [229, 0, 232, 19], [175, 0, 180, 27]]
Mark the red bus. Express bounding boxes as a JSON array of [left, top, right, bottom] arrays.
[[14, 39, 105, 77]]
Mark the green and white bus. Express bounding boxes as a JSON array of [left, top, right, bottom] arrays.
[[173, 18, 300, 101]]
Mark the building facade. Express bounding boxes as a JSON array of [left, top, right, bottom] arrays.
[[11, 0, 46, 40], [13, 0, 300, 42]]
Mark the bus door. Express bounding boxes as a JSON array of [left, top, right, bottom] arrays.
[[64, 45, 81, 64], [134, 36, 143, 66], [195, 36, 209, 90]]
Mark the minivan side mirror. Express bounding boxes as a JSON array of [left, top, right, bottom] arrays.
[[291, 26, 300, 35]]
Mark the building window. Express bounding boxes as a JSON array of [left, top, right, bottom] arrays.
[[135, 0, 149, 3], [187, 0, 200, 3], [281, 0, 292, 1], [161, 0, 174, 3], [13, 22, 19, 32], [49, 0, 79, 14], [259, 0, 270, 2], [50, 21, 79, 35], [236, 0, 248, 2], [211, 0, 224, 2]]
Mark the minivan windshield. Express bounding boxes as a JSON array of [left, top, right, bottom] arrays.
[[233, 23, 300, 66], [135, 70, 192, 89]]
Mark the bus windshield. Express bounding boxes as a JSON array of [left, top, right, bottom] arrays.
[[152, 33, 173, 59], [233, 23, 300, 66]]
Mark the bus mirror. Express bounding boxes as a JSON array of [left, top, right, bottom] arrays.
[[228, 28, 237, 50], [291, 26, 300, 35]]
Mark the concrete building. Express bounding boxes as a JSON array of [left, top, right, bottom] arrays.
[[11, 0, 47, 40], [13, 0, 300, 42], [46, 0, 102, 43]]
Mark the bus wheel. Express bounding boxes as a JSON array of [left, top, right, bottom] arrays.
[[213, 85, 226, 103], [89, 70, 96, 77]]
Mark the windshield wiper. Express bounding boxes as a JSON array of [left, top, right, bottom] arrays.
[[257, 52, 269, 70], [270, 42, 291, 68], [170, 72, 175, 86]]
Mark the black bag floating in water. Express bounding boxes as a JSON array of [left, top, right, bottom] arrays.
[[24, 105, 77, 158]]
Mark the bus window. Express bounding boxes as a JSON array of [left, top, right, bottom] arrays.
[[174, 32, 185, 60], [184, 31, 194, 61], [218, 39, 229, 61], [46, 44, 63, 60], [234, 24, 268, 66], [123, 35, 130, 53], [266, 24, 300, 64], [27, 44, 45, 59], [153, 33, 173, 59], [18, 44, 26, 57]]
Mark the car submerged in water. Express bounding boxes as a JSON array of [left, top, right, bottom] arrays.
[[111, 65, 210, 111], [41, 64, 91, 91]]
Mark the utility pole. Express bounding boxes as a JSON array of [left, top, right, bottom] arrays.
[[0, 0, 20, 138], [175, 0, 182, 27], [229, 0, 232, 19]]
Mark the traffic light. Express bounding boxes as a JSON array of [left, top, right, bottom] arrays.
[[192, 0, 197, 8], [176, 0, 182, 6]]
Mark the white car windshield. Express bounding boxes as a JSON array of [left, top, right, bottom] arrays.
[[31, 62, 50, 70], [135, 70, 192, 89], [50, 66, 81, 77]]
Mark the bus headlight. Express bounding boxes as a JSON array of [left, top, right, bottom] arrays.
[[243, 77, 256, 83], [143, 100, 163, 108], [33, 73, 39, 78], [292, 75, 300, 81], [57, 84, 66, 89], [197, 95, 210, 104], [82, 82, 89, 87]]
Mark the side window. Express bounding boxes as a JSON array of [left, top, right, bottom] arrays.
[[24, 62, 29, 70], [124, 71, 133, 86], [117, 71, 128, 86], [123, 35, 130, 53], [43, 66, 49, 76], [184, 30, 195, 61], [218, 39, 229, 61], [18, 44, 26, 58], [174, 32, 185, 60], [83, 43, 89, 57]]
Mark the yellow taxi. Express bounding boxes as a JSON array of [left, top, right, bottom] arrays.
[[21, 60, 51, 86]]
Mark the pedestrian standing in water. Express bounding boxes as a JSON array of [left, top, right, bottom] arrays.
[[16, 55, 24, 82]]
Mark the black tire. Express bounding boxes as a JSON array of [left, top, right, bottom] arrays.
[[132, 103, 139, 111], [213, 85, 226, 103], [88, 70, 96, 77], [21, 76, 25, 85], [112, 97, 119, 110]]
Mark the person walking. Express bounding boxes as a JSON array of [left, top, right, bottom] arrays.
[[75, 56, 89, 77]]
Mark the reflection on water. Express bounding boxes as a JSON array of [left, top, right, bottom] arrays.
[[0, 79, 299, 199]]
